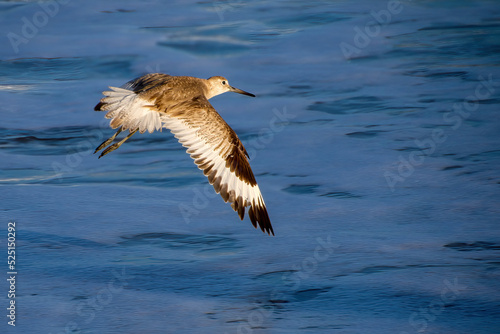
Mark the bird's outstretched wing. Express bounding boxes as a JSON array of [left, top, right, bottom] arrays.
[[162, 97, 273, 235], [94, 75, 274, 235]]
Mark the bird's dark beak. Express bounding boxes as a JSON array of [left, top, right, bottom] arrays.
[[230, 86, 255, 97]]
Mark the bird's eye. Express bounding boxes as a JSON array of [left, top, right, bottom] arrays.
[[221, 80, 226, 85]]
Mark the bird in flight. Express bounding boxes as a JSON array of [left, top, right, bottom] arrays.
[[94, 73, 274, 235]]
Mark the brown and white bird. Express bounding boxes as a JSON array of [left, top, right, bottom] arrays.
[[94, 73, 274, 235]]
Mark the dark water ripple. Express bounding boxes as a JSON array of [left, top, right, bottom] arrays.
[[118, 232, 242, 253], [345, 130, 386, 138], [308, 96, 386, 115], [0, 56, 137, 87], [444, 241, 500, 252]]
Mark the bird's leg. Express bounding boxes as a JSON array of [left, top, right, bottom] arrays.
[[94, 127, 123, 154], [98, 128, 138, 159]]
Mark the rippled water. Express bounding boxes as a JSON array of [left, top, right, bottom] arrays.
[[1, 0, 500, 333]]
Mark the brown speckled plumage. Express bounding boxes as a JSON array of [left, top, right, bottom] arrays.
[[94, 73, 273, 235]]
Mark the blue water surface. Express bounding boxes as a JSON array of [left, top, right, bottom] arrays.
[[1, 0, 500, 333]]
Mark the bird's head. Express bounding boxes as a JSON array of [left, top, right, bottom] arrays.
[[206, 76, 255, 99]]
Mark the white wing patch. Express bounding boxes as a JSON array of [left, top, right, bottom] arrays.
[[162, 115, 268, 221], [99, 86, 162, 134]]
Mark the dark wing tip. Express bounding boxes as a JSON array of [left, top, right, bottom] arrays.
[[249, 204, 274, 236], [94, 101, 105, 111], [230, 195, 274, 236]]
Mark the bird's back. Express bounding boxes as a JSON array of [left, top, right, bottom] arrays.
[[123, 74, 209, 112]]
